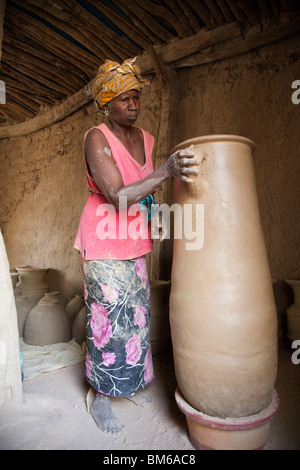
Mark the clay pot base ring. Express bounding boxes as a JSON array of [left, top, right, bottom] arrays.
[[175, 388, 279, 450]]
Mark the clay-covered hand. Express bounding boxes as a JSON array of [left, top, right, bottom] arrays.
[[166, 149, 200, 183]]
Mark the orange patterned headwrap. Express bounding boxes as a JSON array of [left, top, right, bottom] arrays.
[[92, 57, 149, 108]]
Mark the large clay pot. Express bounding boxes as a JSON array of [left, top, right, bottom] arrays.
[[16, 265, 49, 305], [15, 295, 35, 337], [66, 294, 85, 324], [169, 135, 278, 419], [24, 298, 71, 346], [72, 306, 86, 345], [285, 279, 300, 341], [149, 280, 171, 355]]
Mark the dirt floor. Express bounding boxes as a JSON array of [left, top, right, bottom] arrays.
[[0, 336, 299, 451]]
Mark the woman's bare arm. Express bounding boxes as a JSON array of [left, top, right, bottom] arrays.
[[85, 128, 199, 209]]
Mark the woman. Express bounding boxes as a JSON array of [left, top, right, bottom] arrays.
[[74, 57, 199, 433]]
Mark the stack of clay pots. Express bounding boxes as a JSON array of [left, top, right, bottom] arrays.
[[12, 265, 74, 346]]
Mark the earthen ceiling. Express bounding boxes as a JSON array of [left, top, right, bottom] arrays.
[[0, 0, 299, 136]]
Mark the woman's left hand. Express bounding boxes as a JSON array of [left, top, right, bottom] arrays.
[[166, 149, 200, 183]]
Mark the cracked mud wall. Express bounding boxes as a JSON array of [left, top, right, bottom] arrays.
[[0, 34, 299, 300]]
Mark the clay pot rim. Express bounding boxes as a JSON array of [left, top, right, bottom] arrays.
[[16, 265, 49, 273], [285, 279, 300, 286], [175, 388, 279, 431], [170, 134, 256, 155], [150, 280, 171, 289]]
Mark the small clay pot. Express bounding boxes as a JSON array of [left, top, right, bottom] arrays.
[[16, 265, 49, 305]]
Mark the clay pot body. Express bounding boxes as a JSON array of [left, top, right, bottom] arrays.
[[66, 294, 85, 323], [16, 265, 49, 305], [169, 135, 278, 418], [24, 298, 71, 346], [285, 280, 300, 341], [72, 306, 86, 345], [15, 295, 35, 337], [149, 280, 171, 355]]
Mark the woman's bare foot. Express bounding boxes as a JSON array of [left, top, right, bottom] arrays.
[[90, 393, 124, 433]]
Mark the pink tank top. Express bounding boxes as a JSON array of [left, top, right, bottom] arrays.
[[74, 123, 154, 260]]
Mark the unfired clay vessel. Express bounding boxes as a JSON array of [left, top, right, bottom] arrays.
[[24, 298, 71, 346], [169, 135, 278, 419], [285, 279, 300, 341], [15, 295, 35, 337], [72, 306, 86, 345], [149, 280, 171, 356], [39, 291, 67, 307], [16, 265, 49, 305], [66, 294, 85, 323]]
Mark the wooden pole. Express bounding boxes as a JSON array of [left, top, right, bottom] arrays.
[[148, 46, 177, 281], [0, 0, 5, 64]]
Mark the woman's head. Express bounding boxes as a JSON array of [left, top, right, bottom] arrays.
[[105, 89, 141, 126], [92, 57, 149, 109]]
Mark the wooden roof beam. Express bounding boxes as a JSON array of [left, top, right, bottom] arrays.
[[163, 0, 197, 36], [0, 62, 66, 101], [116, 0, 175, 43], [5, 4, 99, 71], [2, 43, 85, 93], [216, 0, 235, 23], [2, 34, 91, 83], [12, 0, 109, 64], [115, 0, 163, 44], [87, 0, 153, 47], [204, 0, 226, 26], [0, 0, 5, 64], [61, 0, 140, 60], [1, 14, 299, 138], [2, 55, 72, 96], [236, 0, 262, 26], [183, 0, 214, 29]]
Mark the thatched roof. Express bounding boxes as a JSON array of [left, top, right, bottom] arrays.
[[0, 0, 299, 137]]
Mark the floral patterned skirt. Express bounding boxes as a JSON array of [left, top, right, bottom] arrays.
[[82, 256, 154, 396]]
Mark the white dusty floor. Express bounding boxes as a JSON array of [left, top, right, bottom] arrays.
[[0, 336, 299, 451]]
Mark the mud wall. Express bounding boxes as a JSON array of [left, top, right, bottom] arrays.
[[0, 34, 299, 300]]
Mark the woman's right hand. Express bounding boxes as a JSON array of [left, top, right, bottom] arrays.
[[166, 148, 200, 183]]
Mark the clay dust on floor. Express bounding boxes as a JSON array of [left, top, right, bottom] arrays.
[[0, 338, 299, 450]]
